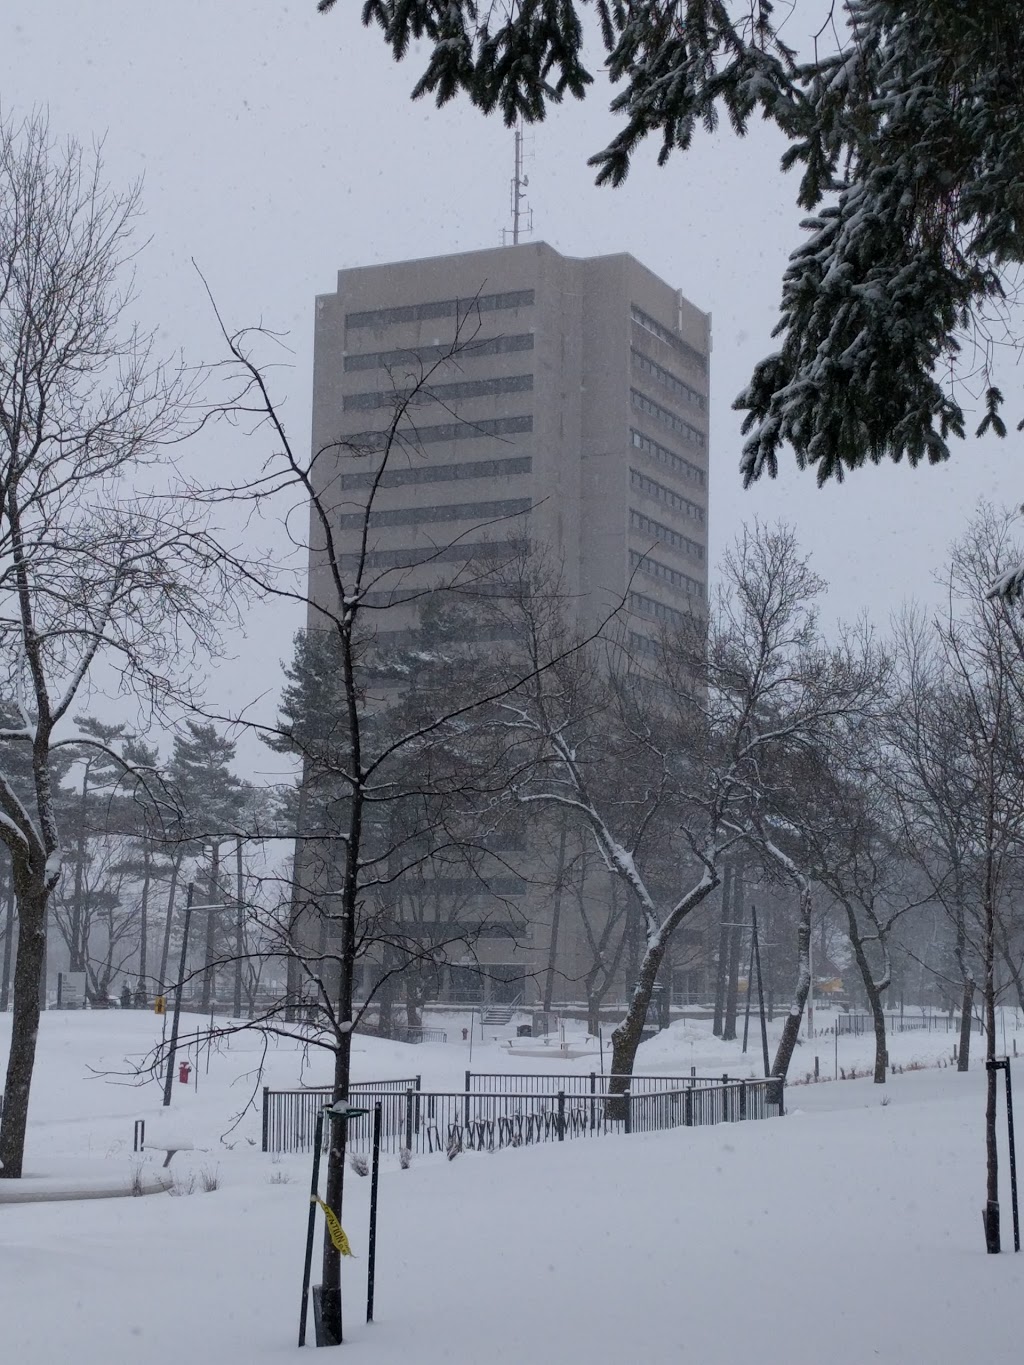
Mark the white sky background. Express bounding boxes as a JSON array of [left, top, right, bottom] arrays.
[[4, 0, 1024, 774]]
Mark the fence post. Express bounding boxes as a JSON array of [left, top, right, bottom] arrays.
[[262, 1086, 270, 1152], [464, 1077, 471, 1130], [684, 1088, 693, 1127], [589, 1072, 596, 1133], [739, 1080, 747, 1121], [415, 1075, 421, 1135], [404, 1088, 414, 1153], [624, 1088, 632, 1135], [557, 1090, 566, 1142]]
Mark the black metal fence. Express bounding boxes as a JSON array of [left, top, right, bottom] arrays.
[[261, 1077, 420, 1155], [465, 1070, 739, 1097], [834, 1012, 983, 1037], [262, 1075, 784, 1156], [394, 1026, 448, 1044]]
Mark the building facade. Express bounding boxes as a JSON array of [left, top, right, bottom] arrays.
[[304, 242, 712, 1014]]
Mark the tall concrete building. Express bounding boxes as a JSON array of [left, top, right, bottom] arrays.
[[306, 241, 711, 1012], [310, 241, 710, 643]]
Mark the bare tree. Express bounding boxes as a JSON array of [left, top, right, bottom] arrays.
[[934, 512, 1024, 1254], [175, 300, 613, 1344], [0, 115, 234, 1178], [499, 524, 883, 1094]]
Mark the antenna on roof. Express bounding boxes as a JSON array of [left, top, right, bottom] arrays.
[[501, 118, 533, 246]]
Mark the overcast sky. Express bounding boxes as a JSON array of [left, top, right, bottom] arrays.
[[4, 1, 1023, 771]]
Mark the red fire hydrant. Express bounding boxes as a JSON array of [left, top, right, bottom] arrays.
[[178, 1060, 191, 1085]]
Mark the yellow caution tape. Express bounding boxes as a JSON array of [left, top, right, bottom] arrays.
[[312, 1196, 354, 1256]]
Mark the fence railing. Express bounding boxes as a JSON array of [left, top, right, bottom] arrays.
[[261, 1077, 420, 1155], [262, 1075, 784, 1155], [834, 1012, 983, 1037], [395, 1026, 448, 1044], [465, 1070, 739, 1097]]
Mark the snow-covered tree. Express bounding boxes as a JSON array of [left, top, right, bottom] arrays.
[[324, 0, 1024, 480]]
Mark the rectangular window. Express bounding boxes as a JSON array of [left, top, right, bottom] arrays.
[[629, 549, 705, 598], [347, 415, 532, 450], [631, 348, 707, 410], [340, 539, 529, 570], [628, 591, 691, 627], [342, 455, 532, 491], [344, 374, 534, 411], [337, 497, 532, 530], [630, 305, 708, 374], [631, 390, 706, 449], [347, 289, 535, 330], [630, 429, 705, 486], [629, 468, 705, 524], [629, 508, 704, 562], [344, 333, 535, 372]]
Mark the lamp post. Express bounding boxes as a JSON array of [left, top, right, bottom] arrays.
[[161, 884, 227, 1108]]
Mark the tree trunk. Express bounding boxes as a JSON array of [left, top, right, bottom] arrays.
[[845, 911, 888, 1084], [137, 846, 150, 1005], [233, 837, 244, 1018], [69, 764, 90, 973], [771, 882, 812, 1084], [607, 939, 669, 1116], [0, 884, 46, 1178], [0, 881, 15, 1012], [201, 842, 220, 1011], [405, 977, 423, 1032], [958, 978, 974, 1073], [722, 867, 744, 1041], [542, 820, 569, 1011], [712, 863, 733, 1037], [983, 841, 1000, 1253], [157, 851, 183, 993]]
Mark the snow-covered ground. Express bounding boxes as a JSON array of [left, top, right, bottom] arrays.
[[3, 1008, 1023, 1364]]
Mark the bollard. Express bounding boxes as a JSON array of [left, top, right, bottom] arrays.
[[814, 1055, 819, 1081], [133, 1119, 146, 1152]]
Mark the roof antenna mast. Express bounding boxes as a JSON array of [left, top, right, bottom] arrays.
[[502, 118, 533, 245]]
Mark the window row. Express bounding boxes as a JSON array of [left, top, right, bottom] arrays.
[[344, 333, 535, 372], [371, 623, 522, 649], [628, 591, 690, 627], [342, 454, 532, 491], [629, 508, 705, 562], [630, 305, 709, 374], [344, 373, 534, 411], [629, 468, 706, 524], [629, 549, 704, 598], [340, 538, 529, 571], [337, 497, 532, 530], [630, 428, 706, 487], [631, 390, 706, 449], [347, 289, 535, 331], [347, 414, 533, 451], [631, 348, 707, 411]]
